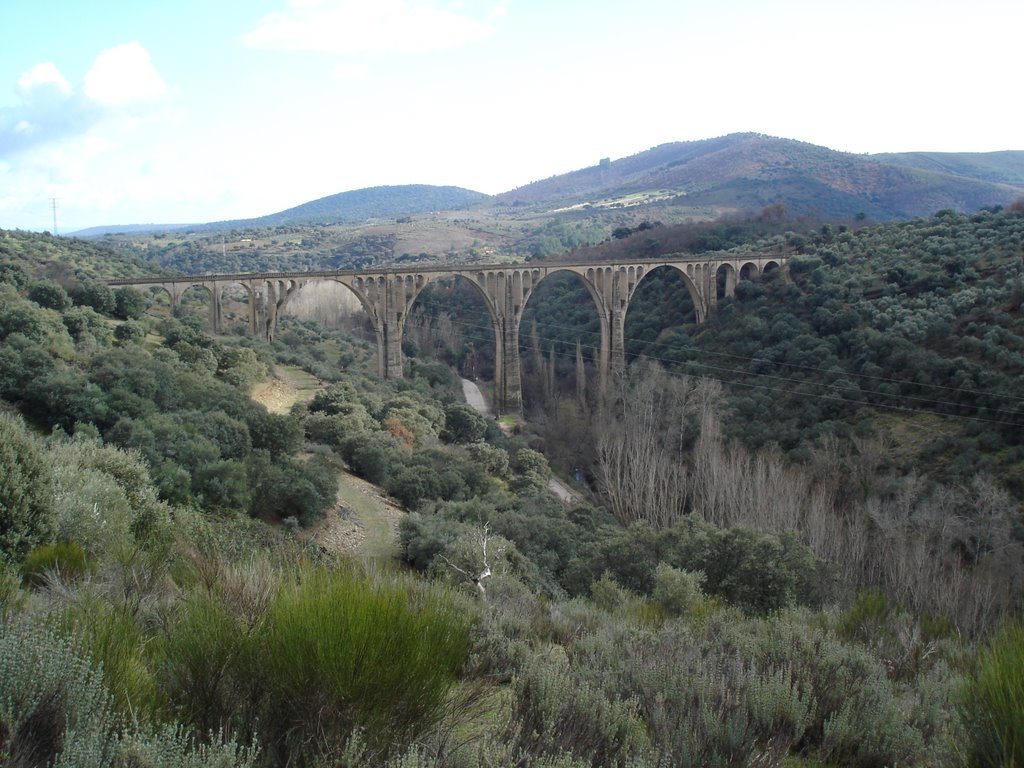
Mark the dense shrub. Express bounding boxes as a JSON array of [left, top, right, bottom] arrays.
[[441, 403, 489, 444], [563, 518, 825, 612], [21, 541, 94, 586], [72, 282, 116, 315], [112, 287, 146, 320], [258, 568, 475, 760], [114, 321, 146, 344], [28, 281, 72, 311], [0, 616, 258, 768], [0, 620, 114, 767], [0, 413, 55, 562]]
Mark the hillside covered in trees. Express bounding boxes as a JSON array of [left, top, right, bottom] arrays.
[[1, 213, 1022, 767]]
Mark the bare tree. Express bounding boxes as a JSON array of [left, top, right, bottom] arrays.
[[439, 524, 509, 602], [594, 363, 718, 527]]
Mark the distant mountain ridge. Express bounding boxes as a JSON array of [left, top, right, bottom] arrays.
[[871, 150, 1024, 187], [495, 133, 1024, 220], [72, 185, 490, 237]]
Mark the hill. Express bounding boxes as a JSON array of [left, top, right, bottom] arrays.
[[873, 150, 1024, 187], [0, 228, 173, 282], [194, 184, 490, 231], [495, 133, 1024, 220]]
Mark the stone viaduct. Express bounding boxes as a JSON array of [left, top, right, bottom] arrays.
[[110, 254, 784, 413]]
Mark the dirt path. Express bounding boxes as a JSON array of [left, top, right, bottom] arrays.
[[461, 378, 492, 416], [547, 476, 576, 504], [309, 471, 404, 561]]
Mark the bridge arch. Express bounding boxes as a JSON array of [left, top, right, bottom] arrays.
[[402, 273, 500, 383], [211, 280, 255, 335], [739, 261, 761, 280], [715, 262, 738, 302], [623, 264, 700, 364], [518, 269, 604, 411], [139, 285, 173, 316]]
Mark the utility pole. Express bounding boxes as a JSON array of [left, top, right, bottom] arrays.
[[50, 198, 58, 235]]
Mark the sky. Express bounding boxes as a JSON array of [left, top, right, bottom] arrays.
[[1, 0, 1021, 232]]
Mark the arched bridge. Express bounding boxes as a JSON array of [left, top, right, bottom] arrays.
[[110, 254, 784, 413]]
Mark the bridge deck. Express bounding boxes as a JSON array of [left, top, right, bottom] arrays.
[[108, 253, 778, 285]]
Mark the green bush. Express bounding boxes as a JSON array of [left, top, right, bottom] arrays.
[[441, 403, 489, 444], [114, 321, 146, 344], [28, 281, 71, 311], [58, 597, 162, 723], [156, 590, 254, 737], [113, 724, 258, 768], [959, 622, 1024, 767], [113, 287, 146, 321], [506, 657, 651, 766], [21, 541, 94, 586], [72, 282, 116, 315], [652, 562, 704, 617], [258, 567, 475, 760]]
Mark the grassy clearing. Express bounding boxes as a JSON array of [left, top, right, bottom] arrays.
[[250, 365, 320, 415]]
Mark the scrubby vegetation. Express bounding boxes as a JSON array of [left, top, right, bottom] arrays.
[[1, 211, 1022, 767]]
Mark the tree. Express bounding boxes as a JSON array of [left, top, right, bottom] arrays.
[[28, 281, 71, 311], [0, 262, 30, 290], [441, 403, 488, 444], [113, 287, 146, 320], [114, 321, 146, 344], [72, 282, 116, 315], [436, 524, 511, 601]]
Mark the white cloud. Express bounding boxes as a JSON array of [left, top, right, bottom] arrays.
[[83, 42, 168, 106], [17, 62, 72, 99], [1, 43, 169, 159], [243, 0, 496, 54]]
